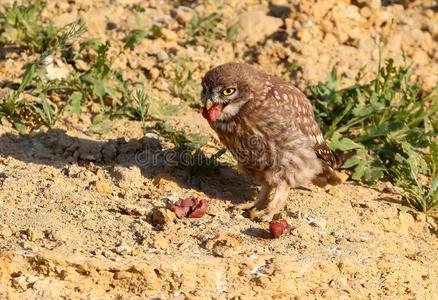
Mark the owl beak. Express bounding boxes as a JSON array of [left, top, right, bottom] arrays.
[[204, 98, 214, 109], [201, 99, 224, 122]]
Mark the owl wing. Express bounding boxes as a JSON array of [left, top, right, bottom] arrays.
[[267, 79, 338, 169]]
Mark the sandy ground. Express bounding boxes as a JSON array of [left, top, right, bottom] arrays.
[[0, 0, 438, 299]]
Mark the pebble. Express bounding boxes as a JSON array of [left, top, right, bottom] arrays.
[[0, 225, 13, 237], [114, 244, 132, 255], [303, 215, 327, 231], [148, 67, 160, 80], [150, 207, 175, 226], [25, 228, 45, 241], [174, 6, 193, 25], [94, 181, 113, 194], [156, 50, 169, 62], [161, 28, 178, 41]]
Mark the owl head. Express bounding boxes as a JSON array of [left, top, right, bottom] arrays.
[[201, 63, 261, 123]]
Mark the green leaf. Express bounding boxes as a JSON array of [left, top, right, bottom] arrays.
[[342, 154, 362, 168], [18, 63, 35, 93], [123, 29, 148, 49], [87, 120, 113, 135], [14, 122, 28, 134], [330, 132, 362, 151], [40, 94, 53, 125], [89, 113, 112, 135], [352, 162, 366, 181], [93, 79, 106, 98], [148, 97, 182, 120], [69, 91, 84, 116]]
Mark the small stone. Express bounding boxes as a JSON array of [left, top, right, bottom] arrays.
[[360, 6, 371, 18], [148, 67, 160, 80], [94, 181, 113, 194], [114, 244, 132, 255], [161, 28, 178, 41], [0, 226, 13, 237], [74, 59, 90, 72], [156, 50, 169, 62], [175, 6, 193, 25], [44, 229, 61, 242], [12, 275, 28, 290], [150, 207, 175, 226], [303, 215, 327, 231], [205, 234, 240, 258], [25, 228, 44, 241]]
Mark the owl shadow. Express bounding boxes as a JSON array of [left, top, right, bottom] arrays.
[[0, 128, 255, 204]]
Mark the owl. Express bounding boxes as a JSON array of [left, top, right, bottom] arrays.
[[201, 63, 341, 221]]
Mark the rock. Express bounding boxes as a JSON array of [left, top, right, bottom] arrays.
[[174, 6, 193, 25], [360, 6, 371, 18], [156, 50, 169, 62], [161, 28, 178, 41], [12, 275, 28, 291], [237, 11, 283, 45], [114, 244, 132, 255], [303, 215, 327, 231], [205, 234, 240, 258], [150, 207, 175, 226], [94, 181, 113, 194], [25, 228, 44, 241], [0, 226, 12, 237], [42, 55, 71, 81], [284, 17, 293, 31], [148, 67, 160, 80]]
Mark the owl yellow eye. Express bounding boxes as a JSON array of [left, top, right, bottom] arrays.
[[222, 88, 236, 96]]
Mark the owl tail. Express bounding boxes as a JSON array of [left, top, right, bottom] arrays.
[[312, 163, 342, 188]]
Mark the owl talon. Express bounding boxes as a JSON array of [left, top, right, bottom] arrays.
[[248, 208, 273, 222]]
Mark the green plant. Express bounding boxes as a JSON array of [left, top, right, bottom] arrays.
[[1, 18, 86, 129], [394, 160, 438, 214], [123, 24, 164, 50], [171, 57, 201, 106], [311, 59, 438, 213], [282, 60, 300, 76], [0, 0, 57, 53], [187, 12, 224, 39]]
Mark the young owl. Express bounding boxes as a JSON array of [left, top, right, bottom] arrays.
[[201, 63, 341, 221]]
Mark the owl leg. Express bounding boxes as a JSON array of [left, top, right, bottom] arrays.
[[249, 181, 289, 222], [233, 182, 271, 211]]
